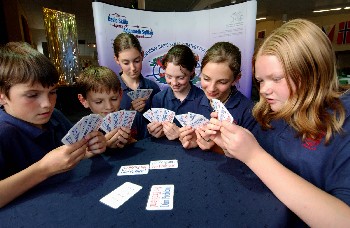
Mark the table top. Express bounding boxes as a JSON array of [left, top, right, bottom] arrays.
[[0, 137, 296, 227]]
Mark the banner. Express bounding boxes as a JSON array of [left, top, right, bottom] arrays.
[[92, 1, 256, 97]]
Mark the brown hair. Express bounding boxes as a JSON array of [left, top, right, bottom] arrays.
[[0, 42, 59, 97], [113, 33, 142, 57], [76, 66, 121, 98], [201, 42, 241, 80], [161, 44, 197, 79]]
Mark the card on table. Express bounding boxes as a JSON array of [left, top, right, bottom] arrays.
[[99, 182, 142, 209], [146, 185, 174, 210], [117, 164, 150, 176], [150, 159, 178, 169]]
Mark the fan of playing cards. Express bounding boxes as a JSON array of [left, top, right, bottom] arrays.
[[211, 98, 234, 123], [100, 110, 137, 133], [175, 112, 209, 129], [61, 110, 137, 145], [143, 108, 175, 123], [127, 89, 153, 100]]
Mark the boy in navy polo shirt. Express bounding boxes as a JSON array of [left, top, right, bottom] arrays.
[[113, 33, 160, 113], [77, 66, 148, 149], [0, 42, 106, 208], [148, 45, 204, 140]]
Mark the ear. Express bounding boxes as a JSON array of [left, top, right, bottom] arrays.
[[114, 55, 120, 65], [0, 93, 8, 106], [232, 72, 242, 85], [77, 94, 90, 109]]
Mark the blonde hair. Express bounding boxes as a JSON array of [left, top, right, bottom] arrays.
[[253, 19, 348, 143]]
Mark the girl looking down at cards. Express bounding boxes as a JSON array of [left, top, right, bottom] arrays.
[[206, 19, 350, 226], [77, 66, 148, 149], [113, 33, 160, 113], [179, 42, 256, 151], [0, 42, 106, 208], [147, 45, 204, 140]]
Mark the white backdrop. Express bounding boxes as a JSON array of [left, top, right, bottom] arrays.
[[92, 1, 256, 97]]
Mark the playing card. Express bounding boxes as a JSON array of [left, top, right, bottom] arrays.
[[143, 109, 155, 122], [100, 113, 113, 132], [100, 182, 142, 209], [162, 109, 175, 122], [146, 185, 174, 210], [191, 115, 209, 129], [117, 164, 150, 176], [175, 113, 189, 127], [127, 90, 137, 100], [120, 110, 136, 128], [150, 160, 178, 169], [151, 108, 165, 122]]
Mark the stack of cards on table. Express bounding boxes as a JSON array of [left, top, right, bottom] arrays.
[[61, 114, 103, 145], [127, 89, 153, 100], [143, 108, 175, 123], [211, 98, 234, 123], [175, 112, 209, 129], [100, 110, 137, 132]]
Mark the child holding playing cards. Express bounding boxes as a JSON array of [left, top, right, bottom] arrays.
[[147, 44, 204, 140], [207, 19, 350, 226], [0, 42, 106, 208], [77, 66, 148, 148], [179, 42, 256, 150], [113, 33, 160, 113]]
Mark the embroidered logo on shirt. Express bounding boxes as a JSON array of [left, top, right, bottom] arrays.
[[302, 133, 324, 150]]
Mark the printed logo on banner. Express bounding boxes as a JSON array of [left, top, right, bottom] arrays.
[[108, 12, 153, 38]]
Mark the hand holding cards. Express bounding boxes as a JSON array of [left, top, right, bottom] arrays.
[[175, 112, 209, 129], [127, 89, 153, 100], [211, 99, 234, 123], [61, 114, 103, 145], [61, 111, 137, 144], [143, 108, 175, 123]]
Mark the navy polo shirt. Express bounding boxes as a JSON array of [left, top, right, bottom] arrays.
[[0, 108, 73, 179], [190, 86, 257, 131], [255, 92, 350, 206], [118, 73, 160, 112], [151, 83, 204, 127]]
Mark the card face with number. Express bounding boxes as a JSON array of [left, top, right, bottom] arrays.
[[100, 182, 142, 209], [117, 165, 150, 176], [146, 185, 174, 210], [150, 160, 178, 169]]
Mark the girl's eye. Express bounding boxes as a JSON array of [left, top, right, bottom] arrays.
[[50, 90, 57, 95], [95, 101, 102, 104], [273, 77, 283, 82]]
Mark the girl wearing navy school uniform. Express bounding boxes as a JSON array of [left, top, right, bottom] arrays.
[[179, 42, 256, 151], [113, 33, 160, 113], [147, 44, 204, 140], [206, 19, 350, 226]]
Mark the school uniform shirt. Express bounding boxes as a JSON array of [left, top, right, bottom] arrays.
[[190, 86, 257, 131], [151, 82, 204, 127], [118, 73, 160, 112], [255, 92, 350, 208], [0, 108, 73, 179]]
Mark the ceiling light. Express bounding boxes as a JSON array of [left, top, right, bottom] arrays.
[[313, 9, 329, 13], [256, 17, 266, 21], [330, 8, 341, 11], [344, 7, 350, 9]]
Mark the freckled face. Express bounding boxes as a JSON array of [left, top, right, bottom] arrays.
[[255, 55, 295, 112]]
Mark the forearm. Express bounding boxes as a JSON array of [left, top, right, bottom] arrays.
[[0, 162, 49, 208], [246, 150, 350, 227]]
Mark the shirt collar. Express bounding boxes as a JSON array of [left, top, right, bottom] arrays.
[[118, 72, 145, 91], [0, 108, 59, 139]]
